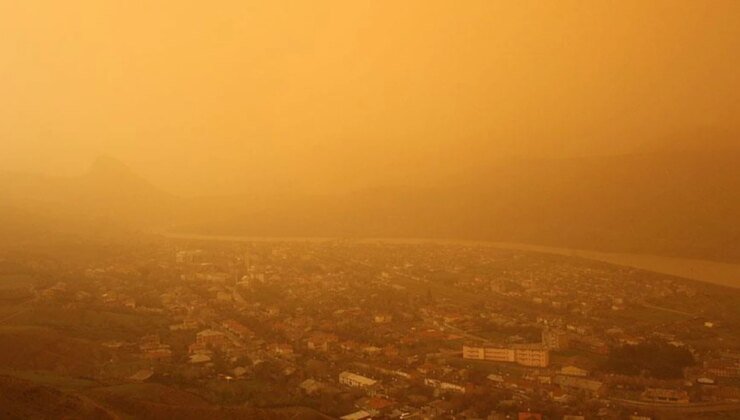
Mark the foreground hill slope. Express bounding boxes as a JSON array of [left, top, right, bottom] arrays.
[[0, 375, 114, 419], [0, 374, 331, 420]]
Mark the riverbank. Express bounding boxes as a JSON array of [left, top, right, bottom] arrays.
[[161, 233, 740, 289]]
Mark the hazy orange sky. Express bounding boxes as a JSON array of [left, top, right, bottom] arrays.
[[2, 1, 738, 195]]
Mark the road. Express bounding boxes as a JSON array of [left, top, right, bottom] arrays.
[[0, 297, 36, 325], [611, 398, 740, 414]]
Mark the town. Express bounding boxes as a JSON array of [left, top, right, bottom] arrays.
[[1, 238, 739, 419]]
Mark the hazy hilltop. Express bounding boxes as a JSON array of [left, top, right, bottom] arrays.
[[1, 150, 738, 262], [0, 156, 175, 240]]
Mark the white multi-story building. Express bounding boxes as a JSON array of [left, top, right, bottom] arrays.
[[513, 345, 550, 367], [486, 347, 518, 363], [462, 344, 549, 367]]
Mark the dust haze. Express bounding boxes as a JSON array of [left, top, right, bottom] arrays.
[[1, 2, 740, 420], [2, 1, 739, 195]]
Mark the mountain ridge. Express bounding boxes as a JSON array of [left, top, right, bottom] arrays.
[[1, 151, 738, 262]]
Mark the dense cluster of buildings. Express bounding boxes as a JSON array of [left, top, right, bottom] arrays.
[[22, 239, 740, 419]]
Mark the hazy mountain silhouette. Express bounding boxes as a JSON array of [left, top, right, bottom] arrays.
[[1, 151, 738, 261], [0, 156, 175, 240]]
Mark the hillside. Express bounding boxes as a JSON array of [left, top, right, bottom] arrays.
[[85, 382, 332, 420], [0, 375, 114, 419], [175, 150, 740, 262], [0, 374, 331, 420]]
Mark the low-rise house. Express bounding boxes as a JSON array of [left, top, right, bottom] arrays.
[[374, 314, 392, 323], [560, 365, 589, 377], [554, 375, 605, 396], [339, 371, 377, 388], [196, 329, 229, 347], [170, 317, 199, 331], [272, 343, 294, 356], [222, 319, 254, 340], [424, 378, 466, 393], [298, 378, 324, 395], [189, 354, 212, 364], [358, 396, 395, 413], [306, 332, 339, 352], [641, 388, 690, 404], [129, 369, 154, 382], [143, 346, 172, 360], [139, 334, 161, 350]]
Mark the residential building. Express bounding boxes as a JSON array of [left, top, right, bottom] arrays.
[[641, 388, 690, 404], [462, 345, 549, 367], [339, 371, 377, 388]]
